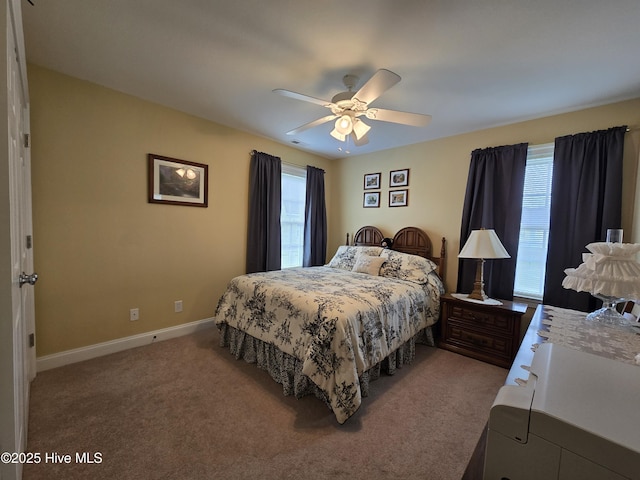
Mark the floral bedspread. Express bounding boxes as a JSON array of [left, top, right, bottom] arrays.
[[214, 266, 443, 423]]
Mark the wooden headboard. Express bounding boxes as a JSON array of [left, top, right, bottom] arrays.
[[351, 225, 446, 281], [352, 225, 385, 247]]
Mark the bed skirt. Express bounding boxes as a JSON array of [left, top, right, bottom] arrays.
[[217, 323, 435, 413]]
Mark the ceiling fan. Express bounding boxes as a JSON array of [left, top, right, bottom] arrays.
[[274, 69, 432, 147]]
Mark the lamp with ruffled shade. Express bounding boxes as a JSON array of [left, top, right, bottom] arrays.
[[562, 242, 640, 326]]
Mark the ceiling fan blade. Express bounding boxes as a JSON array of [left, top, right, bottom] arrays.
[[352, 132, 369, 146], [352, 69, 401, 105], [273, 89, 334, 108], [365, 108, 432, 127], [286, 114, 337, 135]]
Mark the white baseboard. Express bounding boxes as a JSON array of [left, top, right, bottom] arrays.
[[36, 317, 215, 372]]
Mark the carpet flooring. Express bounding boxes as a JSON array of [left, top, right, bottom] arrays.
[[24, 328, 507, 480]]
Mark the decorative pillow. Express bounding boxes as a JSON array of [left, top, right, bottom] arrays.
[[352, 255, 386, 276], [379, 249, 438, 284], [326, 246, 383, 270]]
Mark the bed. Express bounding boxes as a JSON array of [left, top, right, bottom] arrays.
[[214, 226, 446, 423]]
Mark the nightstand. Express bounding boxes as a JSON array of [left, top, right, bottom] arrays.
[[439, 293, 527, 368]]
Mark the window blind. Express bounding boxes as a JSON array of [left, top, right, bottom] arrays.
[[281, 164, 306, 268], [514, 143, 554, 300]]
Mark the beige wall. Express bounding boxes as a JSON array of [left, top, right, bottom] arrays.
[[331, 99, 640, 292], [30, 63, 640, 356], [29, 64, 333, 356]]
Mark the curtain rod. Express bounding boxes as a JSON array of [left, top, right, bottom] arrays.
[[249, 150, 301, 165], [249, 151, 308, 169]]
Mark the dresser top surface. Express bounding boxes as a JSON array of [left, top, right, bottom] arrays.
[[443, 293, 528, 314]]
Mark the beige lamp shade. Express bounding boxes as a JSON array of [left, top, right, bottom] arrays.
[[457, 229, 510, 302], [458, 229, 510, 259]]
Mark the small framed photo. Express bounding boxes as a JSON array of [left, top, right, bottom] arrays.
[[363, 191, 380, 208], [364, 172, 381, 190], [148, 154, 208, 207], [389, 189, 408, 207], [389, 168, 409, 187]]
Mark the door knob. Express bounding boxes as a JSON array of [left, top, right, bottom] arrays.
[[19, 272, 38, 288]]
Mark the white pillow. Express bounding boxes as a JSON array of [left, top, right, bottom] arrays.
[[379, 249, 437, 284], [352, 255, 386, 276], [326, 246, 383, 270]]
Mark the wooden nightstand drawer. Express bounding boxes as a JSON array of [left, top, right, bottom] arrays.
[[439, 294, 528, 368], [448, 305, 514, 334], [445, 321, 511, 359]]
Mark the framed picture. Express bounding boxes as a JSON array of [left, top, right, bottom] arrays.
[[389, 168, 410, 187], [148, 154, 208, 207], [363, 191, 380, 208], [364, 172, 381, 190], [389, 189, 408, 207]]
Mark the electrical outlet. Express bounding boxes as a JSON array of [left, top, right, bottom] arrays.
[[130, 308, 139, 321], [174, 300, 183, 313]]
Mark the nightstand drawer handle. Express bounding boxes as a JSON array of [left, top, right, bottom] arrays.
[[464, 333, 488, 346], [466, 312, 485, 323]]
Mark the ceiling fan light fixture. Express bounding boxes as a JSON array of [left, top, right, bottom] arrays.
[[352, 119, 371, 140], [274, 69, 431, 149], [334, 115, 353, 135], [330, 128, 346, 141]]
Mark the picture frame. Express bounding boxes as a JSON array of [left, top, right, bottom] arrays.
[[364, 172, 381, 190], [148, 154, 208, 207], [389, 189, 408, 207], [363, 191, 380, 208], [389, 168, 410, 187]]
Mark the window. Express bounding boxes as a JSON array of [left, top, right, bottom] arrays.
[[513, 143, 554, 300], [281, 164, 306, 268]]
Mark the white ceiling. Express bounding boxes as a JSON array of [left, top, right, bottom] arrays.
[[21, 0, 640, 160]]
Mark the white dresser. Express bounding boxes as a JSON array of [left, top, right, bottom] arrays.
[[483, 305, 640, 480]]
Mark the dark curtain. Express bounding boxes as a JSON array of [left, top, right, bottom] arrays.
[[457, 143, 528, 301], [543, 126, 626, 310], [303, 166, 327, 267], [246, 151, 281, 273]]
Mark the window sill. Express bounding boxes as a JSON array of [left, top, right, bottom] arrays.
[[513, 296, 542, 309]]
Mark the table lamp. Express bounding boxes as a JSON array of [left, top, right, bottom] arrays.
[[458, 229, 510, 302], [562, 241, 640, 326]]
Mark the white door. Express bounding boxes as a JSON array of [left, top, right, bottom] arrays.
[[1, 1, 35, 480]]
